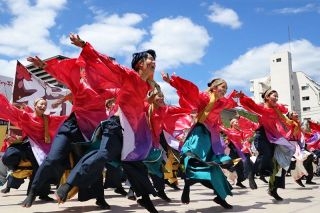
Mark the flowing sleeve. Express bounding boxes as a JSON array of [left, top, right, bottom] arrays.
[[239, 95, 265, 116], [77, 42, 130, 88], [238, 116, 259, 131], [276, 103, 289, 114], [162, 106, 193, 135], [223, 90, 238, 109], [0, 94, 26, 127], [309, 120, 320, 132], [45, 58, 80, 93], [169, 75, 201, 108]]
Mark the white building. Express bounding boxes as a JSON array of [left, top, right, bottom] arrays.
[[250, 51, 320, 122]]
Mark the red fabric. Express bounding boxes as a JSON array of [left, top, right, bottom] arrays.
[[78, 42, 152, 132], [309, 120, 320, 132], [169, 75, 237, 127], [44, 58, 115, 139], [146, 103, 192, 147], [239, 95, 289, 143], [220, 125, 252, 154], [0, 94, 66, 154]]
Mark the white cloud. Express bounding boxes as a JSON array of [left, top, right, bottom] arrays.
[[0, 59, 17, 79], [273, 3, 319, 14], [207, 3, 242, 29], [0, 0, 66, 59], [141, 17, 211, 70], [213, 39, 320, 92], [60, 13, 147, 58]]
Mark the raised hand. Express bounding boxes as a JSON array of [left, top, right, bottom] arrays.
[[69, 33, 86, 48], [27, 56, 47, 69], [161, 71, 171, 83]]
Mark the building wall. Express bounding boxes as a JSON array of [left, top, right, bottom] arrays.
[[293, 72, 320, 121], [270, 52, 295, 111], [249, 52, 320, 122]]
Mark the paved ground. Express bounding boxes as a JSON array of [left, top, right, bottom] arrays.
[[0, 176, 319, 213]]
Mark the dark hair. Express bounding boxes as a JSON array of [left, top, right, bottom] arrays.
[[131, 49, 156, 72], [261, 88, 277, 100], [207, 78, 226, 87]]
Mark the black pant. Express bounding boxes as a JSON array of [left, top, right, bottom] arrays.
[[31, 113, 84, 194], [66, 116, 156, 197], [2, 141, 50, 196], [253, 127, 275, 176]]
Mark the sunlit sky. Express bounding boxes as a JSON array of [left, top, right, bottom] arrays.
[[1, 0, 319, 103]]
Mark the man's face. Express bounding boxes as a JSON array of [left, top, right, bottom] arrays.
[[139, 53, 156, 79]]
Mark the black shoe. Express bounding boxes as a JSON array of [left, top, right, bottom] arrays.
[[181, 181, 190, 204], [137, 196, 158, 213], [1, 187, 10, 194], [157, 190, 171, 202], [306, 181, 317, 185], [39, 195, 54, 201], [96, 198, 110, 209], [127, 188, 136, 200], [114, 187, 128, 196], [213, 196, 233, 209], [268, 189, 283, 201], [55, 183, 71, 204], [21, 191, 36, 207], [259, 176, 268, 184], [165, 180, 181, 190], [249, 177, 258, 189], [236, 182, 247, 189], [295, 179, 305, 187]]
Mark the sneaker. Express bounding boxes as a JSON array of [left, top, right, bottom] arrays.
[[213, 196, 233, 209]]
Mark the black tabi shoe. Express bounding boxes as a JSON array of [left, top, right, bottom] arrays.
[[181, 181, 190, 204], [38, 195, 54, 201], [295, 178, 305, 187], [114, 187, 128, 196], [213, 196, 233, 209], [157, 190, 171, 202], [1, 187, 10, 194], [259, 176, 268, 184], [55, 183, 71, 204], [249, 178, 258, 189], [236, 182, 247, 189], [21, 190, 36, 208], [127, 187, 136, 200], [96, 198, 110, 209], [306, 181, 317, 185], [137, 196, 158, 213], [268, 188, 283, 201]]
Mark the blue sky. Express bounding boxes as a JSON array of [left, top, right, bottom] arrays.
[[0, 0, 320, 104]]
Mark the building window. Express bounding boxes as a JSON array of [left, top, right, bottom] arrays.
[[302, 96, 310, 101], [301, 85, 309, 90], [303, 107, 311, 111], [276, 58, 281, 62], [292, 96, 294, 100], [304, 117, 311, 121]]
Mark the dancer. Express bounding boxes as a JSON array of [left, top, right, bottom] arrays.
[[239, 89, 296, 201], [0, 95, 66, 200], [22, 45, 116, 208], [52, 34, 160, 213], [162, 73, 239, 209]]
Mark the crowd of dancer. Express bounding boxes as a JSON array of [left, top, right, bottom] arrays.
[[0, 33, 320, 213]]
